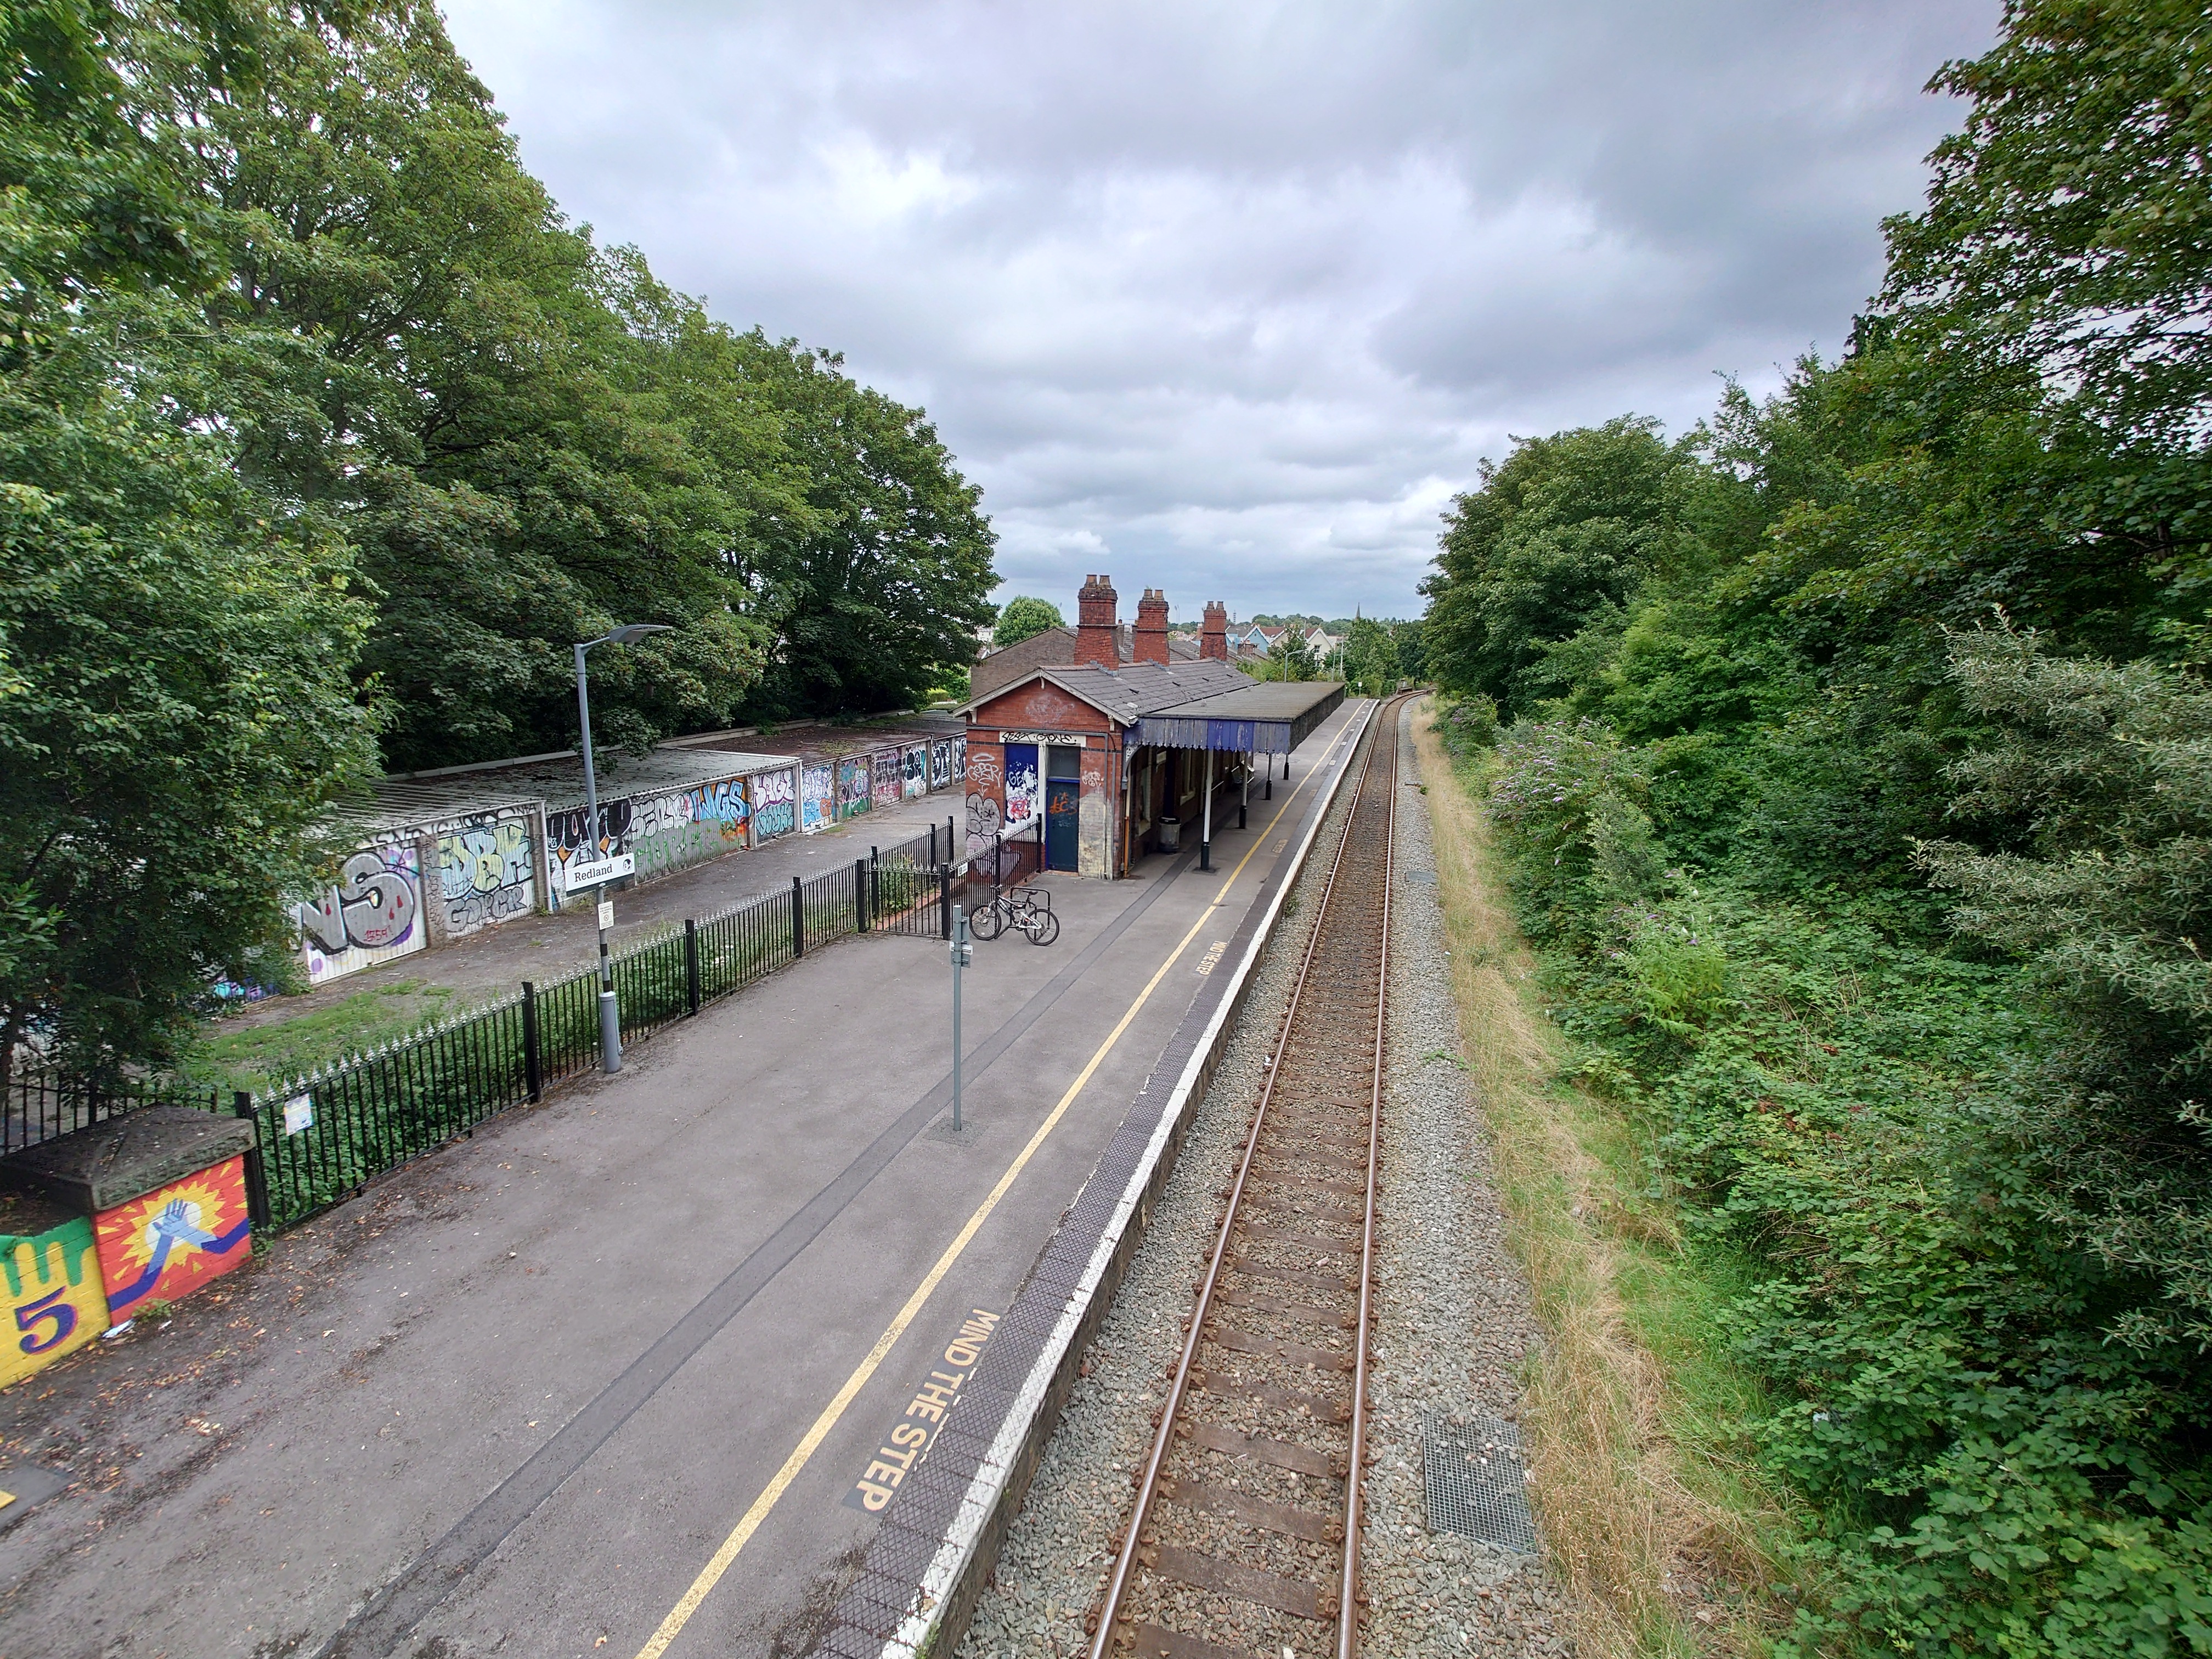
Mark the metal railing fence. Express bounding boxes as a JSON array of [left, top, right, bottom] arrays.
[[9, 812, 1053, 1234], [3, 1065, 223, 1157]]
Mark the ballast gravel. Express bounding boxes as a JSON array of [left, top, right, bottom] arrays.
[[956, 703, 1571, 1658]]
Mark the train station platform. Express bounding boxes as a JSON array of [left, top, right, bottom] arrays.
[[0, 699, 1377, 1659]]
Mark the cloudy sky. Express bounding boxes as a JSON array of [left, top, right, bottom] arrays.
[[439, 0, 1998, 623]]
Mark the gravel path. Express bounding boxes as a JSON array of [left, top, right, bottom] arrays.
[[955, 704, 1569, 1658]]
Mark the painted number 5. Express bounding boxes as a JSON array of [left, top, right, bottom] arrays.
[[14, 1288, 76, 1355]]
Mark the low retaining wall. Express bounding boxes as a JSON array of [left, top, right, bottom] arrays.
[[813, 699, 1376, 1659]]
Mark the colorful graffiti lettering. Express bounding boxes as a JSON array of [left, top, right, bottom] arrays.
[[751, 767, 796, 839], [94, 1157, 252, 1318], [548, 799, 634, 887], [437, 816, 535, 938], [1002, 744, 1040, 828], [297, 845, 425, 984], [2, 1218, 107, 1389], [838, 756, 872, 819], [872, 749, 904, 809], [800, 763, 835, 833]]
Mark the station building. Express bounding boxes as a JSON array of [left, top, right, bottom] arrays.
[[960, 577, 1345, 878]]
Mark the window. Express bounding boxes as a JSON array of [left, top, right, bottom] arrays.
[[1047, 744, 1081, 779]]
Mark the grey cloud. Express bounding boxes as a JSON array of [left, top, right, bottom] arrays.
[[444, 0, 1997, 618]]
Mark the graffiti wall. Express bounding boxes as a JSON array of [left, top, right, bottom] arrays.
[[965, 742, 1005, 858], [901, 743, 928, 800], [929, 738, 955, 791], [94, 1156, 252, 1320], [436, 814, 536, 939], [296, 843, 427, 985], [752, 767, 797, 839], [838, 755, 872, 820], [630, 777, 753, 882], [2, 1217, 108, 1389], [547, 798, 635, 905], [1002, 742, 1040, 830], [872, 748, 904, 809], [800, 762, 836, 833]]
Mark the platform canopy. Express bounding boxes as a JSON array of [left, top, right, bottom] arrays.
[[1131, 679, 1345, 756]]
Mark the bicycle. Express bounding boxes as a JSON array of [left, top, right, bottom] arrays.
[[970, 884, 1058, 946]]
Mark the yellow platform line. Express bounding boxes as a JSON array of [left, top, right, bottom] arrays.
[[634, 717, 1357, 1658]]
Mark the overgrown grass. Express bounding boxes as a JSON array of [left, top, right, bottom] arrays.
[[1414, 697, 1803, 1657], [184, 979, 474, 1093]]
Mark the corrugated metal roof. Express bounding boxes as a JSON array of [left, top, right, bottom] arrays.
[[329, 746, 797, 837]]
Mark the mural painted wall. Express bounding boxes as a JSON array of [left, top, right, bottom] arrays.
[[929, 738, 955, 791], [436, 813, 537, 939], [94, 1156, 253, 1320], [799, 763, 835, 833], [296, 843, 426, 985], [3, 1218, 108, 1389], [838, 755, 872, 820], [547, 799, 635, 907], [631, 777, 752, 881], [872, 748, 904, 809], [901, 743, 928, 800], [752, 767, 797, 839], [1002, 742, 1040, 830], [965, 742, 1005, 858]]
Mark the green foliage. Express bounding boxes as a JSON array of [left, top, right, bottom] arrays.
[[0, 0, 997, 1069], [1429, 7, 2212, 1650], [0, 364, 377, 1073], [993, 595, 1064, 647]]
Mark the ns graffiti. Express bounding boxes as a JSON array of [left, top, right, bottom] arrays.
[[296, 847, 425, 984]]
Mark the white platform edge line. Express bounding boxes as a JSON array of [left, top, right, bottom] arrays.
[[875, 698, 1380, 1659]]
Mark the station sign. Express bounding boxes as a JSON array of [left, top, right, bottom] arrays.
[[564, 852, 635, 891]]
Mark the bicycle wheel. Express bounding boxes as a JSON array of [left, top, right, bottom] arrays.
[[1026, 908, 1060, 946], [970, 900, 1007, 941]]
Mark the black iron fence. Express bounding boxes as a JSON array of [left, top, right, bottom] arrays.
[[2, 1065, 224, 1157], [9, 811, 1050, 1234]]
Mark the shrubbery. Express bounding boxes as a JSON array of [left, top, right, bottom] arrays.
[[1421, 5, 2212, 1648]]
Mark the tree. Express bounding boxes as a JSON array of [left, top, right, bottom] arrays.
[[1420, 417, 1686, 719], [993, 595, 1063, 647], [1883, 0, 2212, 447], [740, 338, 996, 719], [0, 0, 379, 1075]]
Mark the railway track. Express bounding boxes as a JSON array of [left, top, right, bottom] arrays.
[[1088, 694, 1410, 1659]]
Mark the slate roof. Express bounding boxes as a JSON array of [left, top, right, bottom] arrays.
[[960, 657, 1263, 725]]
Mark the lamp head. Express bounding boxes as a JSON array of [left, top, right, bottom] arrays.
[[603, 623, 674, 646]]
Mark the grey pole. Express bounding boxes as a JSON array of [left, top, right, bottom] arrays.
[[950, 905, 972, 1131], [573, 622, 672, 1076], [576, 641, 621, 1074]]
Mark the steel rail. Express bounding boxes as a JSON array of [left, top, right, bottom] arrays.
[[1087, 692, 1409, 1659], [1338, 695, 1395, 1658]]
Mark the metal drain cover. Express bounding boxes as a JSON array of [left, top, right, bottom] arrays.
[[1423, 1410, 1538, 1552]]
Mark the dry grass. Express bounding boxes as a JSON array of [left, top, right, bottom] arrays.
[[1412, 698, 1785, 1658]]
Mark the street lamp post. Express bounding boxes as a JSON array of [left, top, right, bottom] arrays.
[[574, 623, 674, 1073]]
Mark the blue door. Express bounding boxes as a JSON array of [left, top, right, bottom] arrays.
[[1045, 778, 1080, 871]]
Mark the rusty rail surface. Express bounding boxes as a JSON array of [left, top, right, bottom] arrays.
[[1088, 693, 1408, 1659]]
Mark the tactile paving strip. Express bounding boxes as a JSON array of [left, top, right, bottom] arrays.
[[1422, 1409, 1538, 1553]]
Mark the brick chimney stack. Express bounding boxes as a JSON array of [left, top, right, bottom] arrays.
[[1133, 588, 1171, 665], [1200, 600, 1229, 661], [1074, 573, 1119, 668]]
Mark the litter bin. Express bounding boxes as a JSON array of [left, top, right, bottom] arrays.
[[1158, 815, 1181, 852]]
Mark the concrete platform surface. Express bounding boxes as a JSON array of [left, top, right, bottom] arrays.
[[0, 701, 1372, 1659]]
